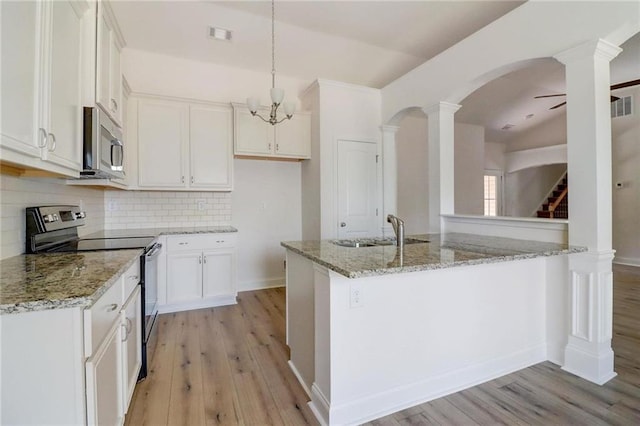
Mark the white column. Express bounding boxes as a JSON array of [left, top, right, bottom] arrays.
[[381, 125, 399, 237], [554, 39, 622, 385], [423, 102, 461, 233]]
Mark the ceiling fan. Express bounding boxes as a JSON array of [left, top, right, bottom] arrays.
[[535, 78, 640, 110]]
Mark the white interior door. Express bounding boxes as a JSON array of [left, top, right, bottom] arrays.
[[337, 140, 378, 239]]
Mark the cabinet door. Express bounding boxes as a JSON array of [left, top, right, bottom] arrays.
[[45, 0, 84, 171], [234, 107, 274, 155], [138, 99, 188, 188], [86, 322, 123, 426], [167, 253, 203, 303], [189, 105, 233, 190], [109, 38, 122, 124], [121, 286, 142, 412], [202, 250, 236, 298], [0, 0, 44, 158], [275, 112, 311, 159], [96, 3, 112, 113]]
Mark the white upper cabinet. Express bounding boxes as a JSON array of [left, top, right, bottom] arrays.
[[0, 0, 43, 160], [0, 0, 87, 177], [134, 96, 233, 191], [233, 103, 311, 160], [96, 0, 123, 126], [189, 105, 234, 190], [137, 99, 188, 188]]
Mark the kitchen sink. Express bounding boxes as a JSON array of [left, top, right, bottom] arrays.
[[333, 240, 377, 248], [332, 238, 427, 248]]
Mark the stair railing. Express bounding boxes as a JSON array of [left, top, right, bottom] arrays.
[[548, 186, 568, 218]]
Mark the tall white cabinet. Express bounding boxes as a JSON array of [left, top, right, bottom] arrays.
[[96, 0, 124, 126], [131, 96, 234, 191], [0, 0, 87, 177]]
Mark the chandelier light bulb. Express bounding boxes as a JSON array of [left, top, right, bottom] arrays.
[[283, 102, 296, 117], [270, 88, 285, 105], [247, 97, 260, 114]]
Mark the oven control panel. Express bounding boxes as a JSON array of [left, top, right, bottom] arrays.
[[26, 205, 87, 233]]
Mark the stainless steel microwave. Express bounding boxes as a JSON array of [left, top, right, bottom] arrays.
[[81, 106, 124, 179]]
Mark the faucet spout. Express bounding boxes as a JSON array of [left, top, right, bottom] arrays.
[[386, 214, 405, 249]]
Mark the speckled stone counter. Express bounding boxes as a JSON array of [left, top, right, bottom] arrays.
[[83, 225, 238, 239], [0, 250, 141, 315], [281, 232, 586, 278]]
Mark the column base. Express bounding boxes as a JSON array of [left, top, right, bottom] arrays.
[[563, 337, 616, 385]]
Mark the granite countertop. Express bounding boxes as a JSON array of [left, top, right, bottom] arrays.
[[83, 225, 238, 239], [0, 226, 238, 315], [281, 232, 586, 279], [0, 250, 142, 315]]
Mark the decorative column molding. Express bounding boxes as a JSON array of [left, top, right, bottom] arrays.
[[554, 39, 622, 385], [423, 102, 461, 233], [381, 125, 400, 237]]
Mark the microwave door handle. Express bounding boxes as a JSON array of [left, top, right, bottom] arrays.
[[110, 138, 124, 170]]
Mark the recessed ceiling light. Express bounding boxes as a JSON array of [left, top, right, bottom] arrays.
[[501, 124, 515, 130], [209, 26, 232, 41], [526, 114, 534, 119]]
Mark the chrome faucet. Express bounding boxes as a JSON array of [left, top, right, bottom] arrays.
[[386, 214, 405, 249]]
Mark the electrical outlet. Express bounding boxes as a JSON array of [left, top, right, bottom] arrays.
[[350, 284, 364, 308], [196, 199, 206, 211]]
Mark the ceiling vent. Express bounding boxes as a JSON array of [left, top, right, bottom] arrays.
[[209, 26, 232, 41], [501, 124, 515, 131], [611, 96, 632, 118]]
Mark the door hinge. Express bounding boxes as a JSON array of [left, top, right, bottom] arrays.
[[284, 260, 287, 269], [376, 208, 379, 216], [376, 155, 379, 163]]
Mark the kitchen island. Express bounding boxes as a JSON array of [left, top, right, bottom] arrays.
[[282, 233, 585, 426]]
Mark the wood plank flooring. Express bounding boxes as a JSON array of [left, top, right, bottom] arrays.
[[126, 265, 640, 426]]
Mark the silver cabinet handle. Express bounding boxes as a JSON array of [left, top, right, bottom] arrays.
[[121, 323, 128, 341], [268, 143, 272, 151], [276, 143, 279, 152], [48, 133, 56, 151], [181, 176, 185, 184], [198, 256, 202, 264], [203, 256, 207, 264], [38, 128, 48, 148], [111, 98, 118, 111], [178, 242, 189, 245], [106, 303, 118, 312], [127, 275, 139, 281], [340, 222, 347, 227], [191, 176, 194, 184]]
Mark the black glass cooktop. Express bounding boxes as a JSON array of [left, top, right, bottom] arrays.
[[47, 237, 155, 252]]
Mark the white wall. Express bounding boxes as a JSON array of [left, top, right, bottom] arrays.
[[396, 111, 429, 234], [505, 164, 567, 218], [454, 123, 485, 215], [505, 114, 567, 153], [485, 141, 506, 171], [232, 159, 301, 290], [0, 174, 105, 259], [612, 86, 640, 266]]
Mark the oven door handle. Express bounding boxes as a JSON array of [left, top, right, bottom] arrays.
[[145, 243, 163, 258]]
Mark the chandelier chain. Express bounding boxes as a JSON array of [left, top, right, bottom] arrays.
[[271, 0, 276, 89]]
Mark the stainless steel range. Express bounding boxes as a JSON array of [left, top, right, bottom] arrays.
[[26, 205, 160, 381]]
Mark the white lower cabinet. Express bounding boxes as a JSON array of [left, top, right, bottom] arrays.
[[164, 233, 237, 313], [86, 320, 123, 426], [121, 286, 142, 412], [0, 258, 141, 425]]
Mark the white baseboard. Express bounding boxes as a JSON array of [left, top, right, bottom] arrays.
[[613, 256, 640, 267], [311, 344, 547, 426], [288, 360, 311, 397], [238, 277, 285, 292], [158, 295, 237, 314]]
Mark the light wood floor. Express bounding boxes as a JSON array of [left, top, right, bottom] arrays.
[[126, 265, 640, 425]]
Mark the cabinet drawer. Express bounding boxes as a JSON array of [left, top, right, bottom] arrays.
[[167, 234, 237, 252], [122, 258, 141, 303], [84, 277, 124, 357]]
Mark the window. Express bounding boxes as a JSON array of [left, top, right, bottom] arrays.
[[483, 171, 502, 216]]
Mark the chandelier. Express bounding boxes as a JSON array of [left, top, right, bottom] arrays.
[[246, 0, 295, 125]]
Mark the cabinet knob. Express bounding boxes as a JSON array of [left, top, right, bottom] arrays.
[[106, 303, 119, 312]]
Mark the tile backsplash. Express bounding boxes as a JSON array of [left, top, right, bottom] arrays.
[[104, 190, 232, 229], [0, 174, 105, 259]]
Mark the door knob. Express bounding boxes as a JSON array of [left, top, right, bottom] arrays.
[[340, 222, 346, 227]]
